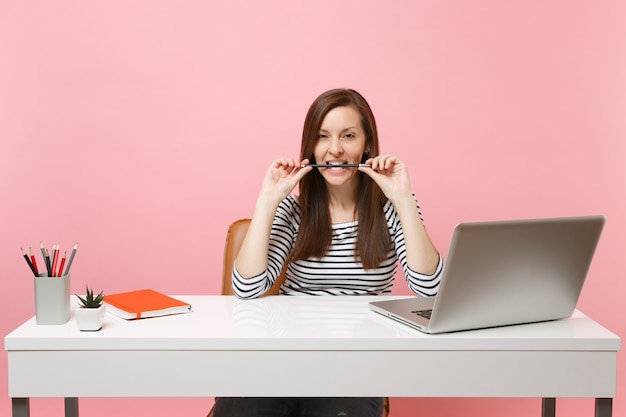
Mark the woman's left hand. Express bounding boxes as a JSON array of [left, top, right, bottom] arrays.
[[358, 154, 413, 202]]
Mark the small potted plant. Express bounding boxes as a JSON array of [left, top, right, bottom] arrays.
[[75, 286, 106, 331]]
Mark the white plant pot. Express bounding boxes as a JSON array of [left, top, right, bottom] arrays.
[[75, 304, 106, 331]]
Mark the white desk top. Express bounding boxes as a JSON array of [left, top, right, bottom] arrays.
[[5, 295, 620, 352]]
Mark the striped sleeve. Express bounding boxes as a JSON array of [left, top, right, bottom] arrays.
[[384, 199, 443, 297], [232, 196, 299, 299]]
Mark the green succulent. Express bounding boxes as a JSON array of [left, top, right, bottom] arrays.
[[76, 286, 105, 308]]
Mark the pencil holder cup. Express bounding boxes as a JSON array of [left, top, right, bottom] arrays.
[[34, 273, 70, 325]]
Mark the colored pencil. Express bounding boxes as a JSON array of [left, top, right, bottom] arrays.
[[40, 242, 51, 276], [64, 243, 78, 276], [57, 251, 67, 278], [21, 248, 38, 276], [29, 247, 39, 276], [51, 244, 59, 277], [45, 249, 52, 276]]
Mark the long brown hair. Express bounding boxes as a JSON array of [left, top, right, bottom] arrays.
[[290, 88, 391, 269]]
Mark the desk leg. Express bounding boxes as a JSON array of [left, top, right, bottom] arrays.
[[65, 397, 79, 417], [541, 398, 555, 417], [12, 398, 30, 417], [595, 398, 612, 417]]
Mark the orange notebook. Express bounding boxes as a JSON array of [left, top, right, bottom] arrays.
[[103, 289, 192, 320]]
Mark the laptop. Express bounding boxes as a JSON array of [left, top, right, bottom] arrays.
[[369, 215, 605, 334]]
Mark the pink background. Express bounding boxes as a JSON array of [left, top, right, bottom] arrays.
[[1, 1, 624, 416]]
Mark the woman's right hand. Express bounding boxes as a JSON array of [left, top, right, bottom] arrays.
[[238, 158, 311, 282], [258, 158, 312, 205]]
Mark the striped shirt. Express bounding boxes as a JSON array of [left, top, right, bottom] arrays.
[[233, 195, 443, 299]]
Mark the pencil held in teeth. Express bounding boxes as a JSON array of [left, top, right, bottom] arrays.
[[301, 163, 372, 168]]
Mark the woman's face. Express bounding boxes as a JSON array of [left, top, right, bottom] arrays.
[[313, 106, 368, 188]]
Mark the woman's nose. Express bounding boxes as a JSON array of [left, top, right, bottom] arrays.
[[328, 137, 343, 155]]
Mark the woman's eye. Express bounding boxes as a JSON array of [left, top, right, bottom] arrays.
[[318, 134, 328, 139], [343, 133, 356, 139]]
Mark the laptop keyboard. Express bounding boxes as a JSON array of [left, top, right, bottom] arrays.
[[411, 309, 432, 319]]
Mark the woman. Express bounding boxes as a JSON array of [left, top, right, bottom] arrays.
[[214, 88, 443, 417]]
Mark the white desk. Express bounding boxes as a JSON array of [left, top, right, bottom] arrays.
[[5, 295, 620, 417]]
